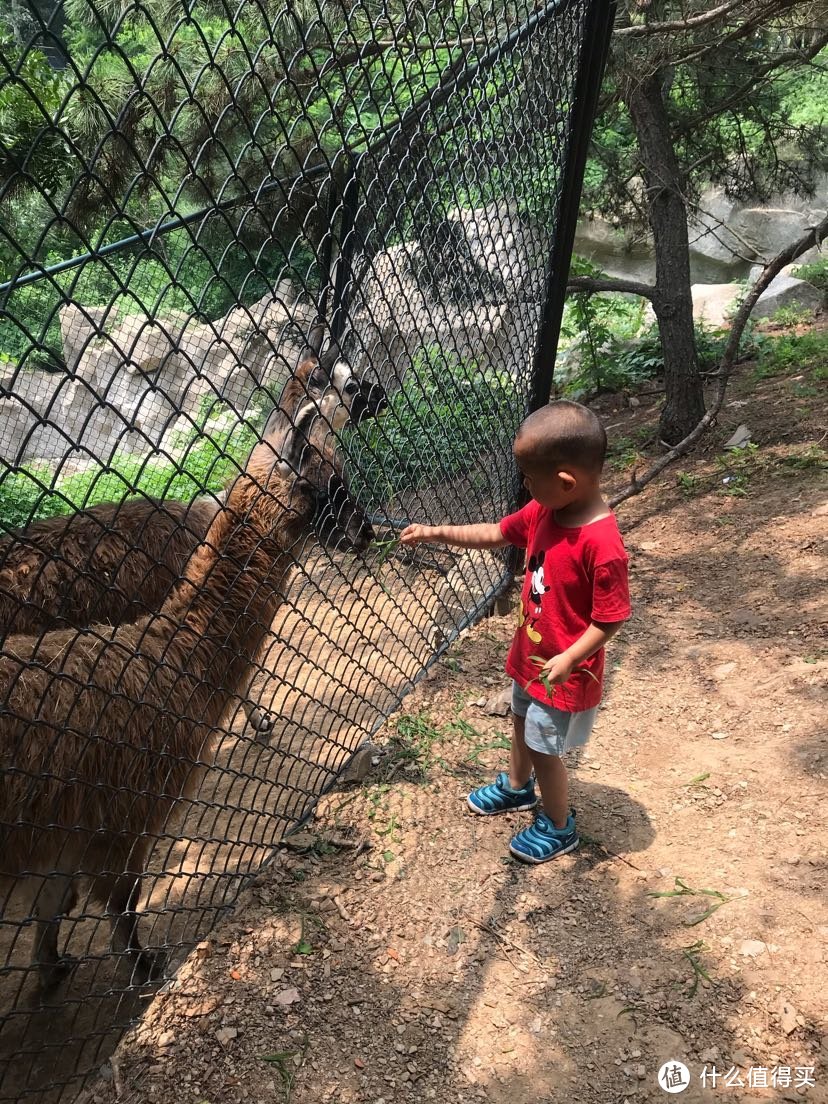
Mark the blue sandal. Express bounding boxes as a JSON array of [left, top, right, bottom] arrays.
[[509, 811, 579, 863], [467, 772, 538, 815]]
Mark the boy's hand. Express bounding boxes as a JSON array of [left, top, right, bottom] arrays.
[[400, 523, 437, 545], [539, 653, 575, 685]]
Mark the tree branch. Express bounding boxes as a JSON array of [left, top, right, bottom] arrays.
[[676, 31, 828, 133], [614, 0, 748, 37], [567, 275, 657, 300], [609, 213, 828, 508], [661, 0, 804, 68]]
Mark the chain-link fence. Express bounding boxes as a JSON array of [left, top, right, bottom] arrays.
[[0, 0, 613, 1099]]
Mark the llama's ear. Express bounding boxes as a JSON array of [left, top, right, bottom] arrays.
[[307, 319, 326, 354], [308, 363, 330, 395]]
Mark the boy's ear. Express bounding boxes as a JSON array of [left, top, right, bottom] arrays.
[[557, 470, 577, 493]]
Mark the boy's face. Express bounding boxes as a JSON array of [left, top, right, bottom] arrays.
[[514, 433, 581, 510]]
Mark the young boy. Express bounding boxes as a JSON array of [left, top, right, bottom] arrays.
[[399, 400, 630, 863]]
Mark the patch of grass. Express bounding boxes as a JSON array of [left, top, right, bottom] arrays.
[[258, 1035, 309, 1104], [792, 257, 828, 296], [376, 713, 444, 781], [754, 329, 828, 380], [0, 398, 257, 529], [676, 471, 701, 498], [442, 718, 511, 768], [768, 305, 814, 328], [715, 442, 827, 495], [343, 344, 519, 506], [681, 940, 713, 998], [777, 445, 827, 471], [648, 876, 740, 926]]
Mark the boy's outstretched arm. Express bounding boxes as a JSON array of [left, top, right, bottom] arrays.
[[399, 522, 508, 549]]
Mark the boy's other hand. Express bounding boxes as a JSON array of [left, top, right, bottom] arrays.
[[540, 653, 575, 685], [400, 523, 435, 545]]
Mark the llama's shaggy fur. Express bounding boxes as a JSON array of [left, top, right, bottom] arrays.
[[0, 358, 384, 732], [0, 354, 366, 990], [0, 498, 218, 636]]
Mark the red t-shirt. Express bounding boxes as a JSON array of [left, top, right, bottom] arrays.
[[500, 501, 631, 712]]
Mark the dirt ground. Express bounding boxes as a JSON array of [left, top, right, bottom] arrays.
[[75, 334, 827, 1104]]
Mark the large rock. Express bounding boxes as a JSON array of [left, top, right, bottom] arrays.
[[1, 286, 315, 466], [732, 207, 827, 261], [751, 274, 823, 320], [574, 217, 655, 284], [688, 188, 748, 271], [691, 283, 742, 327], [446, 203, 545, 304], [352, 225, 542, 392], [59, 305, 108, 372]]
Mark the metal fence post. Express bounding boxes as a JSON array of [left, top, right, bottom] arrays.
[[527, 0, 618, 414]]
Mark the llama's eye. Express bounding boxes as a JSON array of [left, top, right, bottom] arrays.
[[344, 379, 359, 396]]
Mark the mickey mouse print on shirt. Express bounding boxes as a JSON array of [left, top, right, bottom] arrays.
[[517, 550, 549, 644]]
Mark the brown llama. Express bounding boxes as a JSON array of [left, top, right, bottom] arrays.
[[0, 351, 368, 992], [0, 351, 385, 732]]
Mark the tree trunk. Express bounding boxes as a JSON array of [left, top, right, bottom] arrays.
[[625, 72, 706, 444]]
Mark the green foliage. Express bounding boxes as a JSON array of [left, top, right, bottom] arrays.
[[584, 15, 827, 231], [769, 305, 814, 328], [343, 346, 519, 505], [792, 257, 828, 297], [0, 401, 256, 530], [559, 257, 651, 395], [779, 51, 828, 129], [676, 471, 700, 498], [0, 36, 69, 193], [754, 329, 828, 378]]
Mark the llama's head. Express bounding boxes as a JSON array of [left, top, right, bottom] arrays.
[[258, 349, 375, 554], [317, 339, 388, 428], [263, 337, 387, 438]]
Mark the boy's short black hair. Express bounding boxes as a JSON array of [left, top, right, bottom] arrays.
[[516, 400, 607, 473]]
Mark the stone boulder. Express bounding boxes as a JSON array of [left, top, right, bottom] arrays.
[[445, 202, 546, 304], [0, 285, 316, 466], [573, 213, 659, 283], [688, 188, 749, 272], [751, 274, 823, 320], [691, 283, 742, 327], [732, 208, 827, 262], [351, 223, 542, 392]]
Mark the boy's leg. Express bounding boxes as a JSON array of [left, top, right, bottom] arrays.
[[526, 747, 568, 829], [509, 711, 533, 790], [508, 703, 583, 863], [466, 690, 538, 815]]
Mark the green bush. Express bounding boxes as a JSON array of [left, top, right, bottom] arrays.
[[792, 257, 828, 299], [754, 329, 828, 379], [343, 347, 519, 505]]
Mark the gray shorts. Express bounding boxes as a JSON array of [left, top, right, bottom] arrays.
[[511, 680, 598, 758]]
